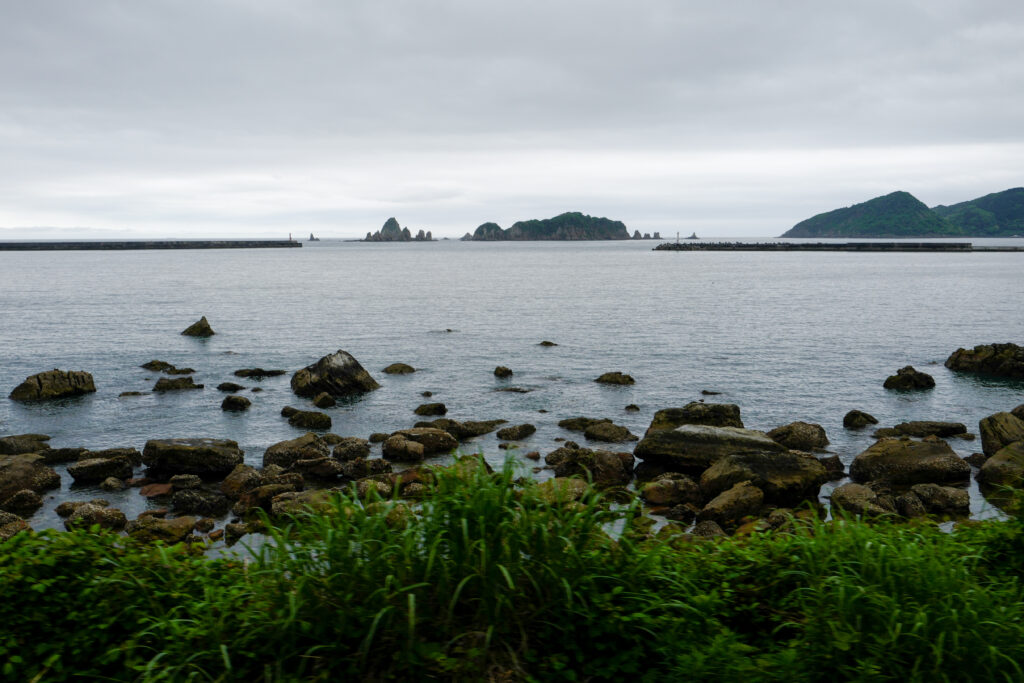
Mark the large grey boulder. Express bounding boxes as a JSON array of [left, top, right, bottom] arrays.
[[699, 451, 828, 507], [849, 437, 970, 486], [978, 412, 1024, 457], [142, 438, 243, 477], [644, 403, 743, 437], [291, 350, 380, 398], [767, 422, 829, 450], [633, 424, 784, 476], [977, 441, 1024, 489], [9, 370, 96, 401]]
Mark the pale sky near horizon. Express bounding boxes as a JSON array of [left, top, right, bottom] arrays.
[[1, 0, 1022, 239]]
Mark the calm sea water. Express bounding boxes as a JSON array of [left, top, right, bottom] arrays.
[[2, 238, 1023, 529]]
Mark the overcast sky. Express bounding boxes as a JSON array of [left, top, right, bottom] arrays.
[[1, 0, 1022, 238]]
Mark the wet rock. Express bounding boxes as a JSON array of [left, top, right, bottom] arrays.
[[170, 474, 203, 490], [414, 402, 447, 416], [1013, 404, 1024, 421], [85, 447, 143, 467], [332, 437, 371, 462], [181, 316, 214, 337], [583, 421, 637, 443], [818, 454, 845, 479], [546, 444, 634, 487], [369, 432, 389, 443], [0, 454, 60, 502], [119, 391, 144, 397], [558, 417, 611, 432], [171, 489, 232, 517], [644, 403, 743, 436], [217, 382, 245, 392], [640, 472, 701, 507], [291, 350, 380, 398], [496, 424, 536, 441], [977, 441, 1024, 489], [99, 476, 127, 492], [883, 365, 935, 390], [1, 489, 43, 515], [142, 438, 244, 477], [873, 421, 968, 439], [312, 392, 336, 409], [494, 366, 513, 378], [831, 483, 893, 517], [910, 483, 970, 516], [280, 406, 299, 418], [0, 511, 29, 542], [39, 447, 89, 465], [67, 455, 134, 484], [221, 395, 251, 412], [9, 369, 96, 401], [495, 387, 530, 393], [221, 464, 263, 498], [633, 424, 784, 476], [965, 452, 988, 468], [594, 371, 634, 385], [699, 451, 828, 507], [698, 481, 764, 527], [383, 363, 415, 374], [524, 450, 541, 460], [288, 410, 332, 430], [153, 376, 203, 392], [850, 437, 971, 486], [126, 515, 198, 543], [234, 368, 286, 378], [421, 391, 433, 397], [263, 433, 329, 469], [65, 504, 127, 531], [195, 518, 215, 533], [945, 343, 1024, 380], [767, 421, 829, 450], [224, 523, 248, 545], [208, 528, 224, 541], [0, 434, 51, 456], [979, 411, 1024, 457], [843, 410, 878, 429]]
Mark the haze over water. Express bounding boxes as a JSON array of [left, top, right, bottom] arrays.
[[2, 239, 1023, 529]]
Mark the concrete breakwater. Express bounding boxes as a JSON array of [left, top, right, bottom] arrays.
[[654, 241, 1024, 252], [0, 240, 301, 251]]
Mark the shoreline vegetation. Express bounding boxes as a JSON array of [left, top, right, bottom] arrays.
[[2, 461, 1023, 681]]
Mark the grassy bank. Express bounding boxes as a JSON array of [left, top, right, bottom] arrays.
[[2, 460, 1023, 682]]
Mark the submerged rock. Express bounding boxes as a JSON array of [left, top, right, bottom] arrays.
[[413, 418, 507, 441], [217, 382, 245, 392], [291, 350, 380, 398], [414, 402, 447, 416], [494, 366, 513, 378], [181, 316, 215, 337], [9, 369, 96, 401], [558, 417, 611, 432], [287, 410, 332, 430], [234, 368, 286, 378], [883, 365, 935, 390]]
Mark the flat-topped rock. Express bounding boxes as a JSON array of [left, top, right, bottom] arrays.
[[234, 368, 286, 378], [644, 403, 743, 437], [850, 437, 970, 486], [153, 376, 203, 392], [291, 350, 380, 398], [873, 421, 968, 439], [633, 424, 784, 476], [0, 434, 51, 455], [700, 451, 829, 507], [263, 433, 330, 468], [9, 369, 95, 401], [67, 455, 134, 484], [142, 438, 243, 477]]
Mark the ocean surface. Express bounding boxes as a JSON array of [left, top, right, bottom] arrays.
[[2, 237, 1023, 531]]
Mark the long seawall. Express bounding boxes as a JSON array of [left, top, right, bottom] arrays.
[[654, 241, 1024, 252], [0, 240, 302, 251]]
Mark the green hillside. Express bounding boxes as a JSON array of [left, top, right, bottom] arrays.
[[932, 187, 1024, 237], [469, 212, 629, 240], [781, 191, 962, 238]]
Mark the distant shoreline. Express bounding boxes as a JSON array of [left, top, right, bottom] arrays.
[[0, 240, 301, 251]]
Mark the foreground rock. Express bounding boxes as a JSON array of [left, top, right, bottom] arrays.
[[883, 366, 935, 390], [126, 515, 198, 543], [644, 403, 743, 436], [945, 343, 1024, 379], [64, 503, 127, 531], [640, 473, 702, 507], [698, 481, 764, 527], [142, 438, 244, 477], [181, 316, 214, 337], [700, 451, 829, 507], [767, 422, 829, 450], [843, 410, 878, 429], [9, 369, 96, 401], [0, 454, 60, 507], [831, 483, 893, 517], [0, 511, 28, 542], [291, 350, 380, 398], [978, 412, 1024, 457], [594, 371, 635, 385], [544, 443, 634, 487], [977, 441, 1024, 489], [849, 437, 970, 486], [633, 424, 785, 476]]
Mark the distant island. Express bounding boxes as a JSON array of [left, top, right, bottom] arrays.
[[460, 212, 630, 241], [781, 187, 1024, 238], [364, 217, 434, 242]]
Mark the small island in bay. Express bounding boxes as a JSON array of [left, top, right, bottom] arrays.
[[781, 187, 1024, 238], [460, 211, 630, 241], [364, 217, 434, 242]]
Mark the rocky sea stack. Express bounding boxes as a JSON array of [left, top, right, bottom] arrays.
[[364, 217, 433, 242], [181, 316, 215, 337]]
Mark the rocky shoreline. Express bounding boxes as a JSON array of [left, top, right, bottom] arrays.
[[2, 339, 1023, 549]]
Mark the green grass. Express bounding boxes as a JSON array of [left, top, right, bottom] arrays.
[[1, 458, 1023, 681]]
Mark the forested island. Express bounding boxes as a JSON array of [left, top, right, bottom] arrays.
[[461, 211, 630, 241], [781, 187, 1024, 238]]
